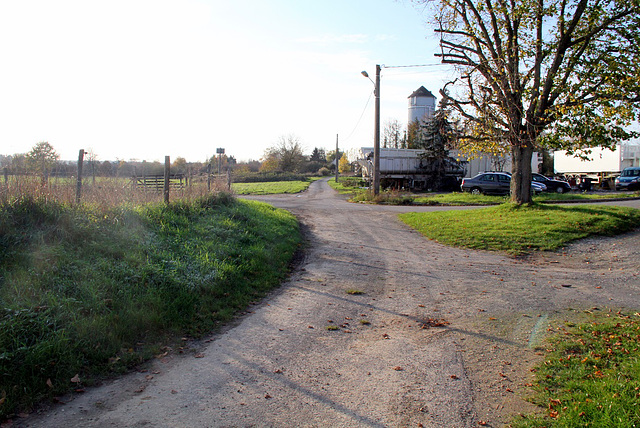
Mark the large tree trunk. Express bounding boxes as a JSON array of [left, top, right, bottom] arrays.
[[510, 144, 534, 204]]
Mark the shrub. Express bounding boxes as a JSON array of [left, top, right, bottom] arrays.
[[351, 190, 415, 205]]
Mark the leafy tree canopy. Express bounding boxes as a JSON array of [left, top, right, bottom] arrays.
[[419, 0, 640, 203], [261, 135, 306, 173], [26, 141, 59, 180]]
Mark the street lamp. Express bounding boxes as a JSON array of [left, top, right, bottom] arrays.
[[361, 65, 381, 195]]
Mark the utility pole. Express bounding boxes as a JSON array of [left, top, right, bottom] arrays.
[[373, 64, 381, 195], [361, 65, 382, 195]]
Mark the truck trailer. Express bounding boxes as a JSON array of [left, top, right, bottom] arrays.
[[357, 147, 465, 191], [553, 143, 640, 187]]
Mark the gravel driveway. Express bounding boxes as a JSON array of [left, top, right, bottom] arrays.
[[20, 179, 640, 427]]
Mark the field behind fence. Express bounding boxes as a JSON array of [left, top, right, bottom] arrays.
[[1, 153, 231, 207]]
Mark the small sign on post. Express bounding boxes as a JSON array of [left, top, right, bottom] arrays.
[[216, 148, 225, 176]]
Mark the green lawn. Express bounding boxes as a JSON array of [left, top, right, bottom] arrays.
[[232, 180, 312, 195], [399, 203, 640, 255], [413, 191, 640, 205], [513, 312, 640, 427], [0, 194, 301, 418], [330, 177, 640, 205]]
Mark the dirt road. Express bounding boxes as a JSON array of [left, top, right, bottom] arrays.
[[20, 180, 640, 427]]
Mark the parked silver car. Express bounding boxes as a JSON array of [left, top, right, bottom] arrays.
[[531, 173, 571, 193], [461, 172, 546, 195]]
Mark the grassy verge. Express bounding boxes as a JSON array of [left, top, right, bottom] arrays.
[[231, 180, 312, 195], [328, 179, 417, 204], [513, 311, 640, 427], [398, 203, 640, 255], [328, 177, 639, 206], [413, 192, 508, 205], [535, 191, 640, 202], [414, 191, 640, 206], [328, 177, 367, 195], [0, 194, 300, 419]]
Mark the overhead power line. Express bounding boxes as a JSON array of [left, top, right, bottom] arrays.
[[342, 90, 374, 143], [382, 63, 445, 69]]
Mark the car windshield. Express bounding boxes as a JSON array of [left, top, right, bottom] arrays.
[[622, 169, 640, 177]]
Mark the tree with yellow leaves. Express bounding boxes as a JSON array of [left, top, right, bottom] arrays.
[[419, 0, 640, 203], [339, 152, 351, 174]]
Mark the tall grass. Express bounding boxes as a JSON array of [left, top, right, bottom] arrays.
[[0, 192, 300, 419], [0, 175, 229, 207]]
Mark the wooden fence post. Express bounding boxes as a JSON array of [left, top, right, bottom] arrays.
[[164, 156, 170, 205], [76, 149, 85, 204]]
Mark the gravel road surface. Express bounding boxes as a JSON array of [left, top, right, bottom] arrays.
[[19, 179, 640, 427]]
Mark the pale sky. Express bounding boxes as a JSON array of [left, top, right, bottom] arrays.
[[0, 0, 453, 163]]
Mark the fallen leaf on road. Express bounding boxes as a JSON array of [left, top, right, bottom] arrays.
[[420, 318, 450, 329]]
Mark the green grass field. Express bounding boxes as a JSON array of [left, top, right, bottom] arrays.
[[513, 312, 640, 427], [399, 203, 640, 255], [231, 180, 312, 195], [329, 177, 640, 205], [410, 191, 639, 206], [0, 194, 301, 419]]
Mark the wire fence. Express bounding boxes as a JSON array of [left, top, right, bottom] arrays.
[[0, 153, 231, 207]]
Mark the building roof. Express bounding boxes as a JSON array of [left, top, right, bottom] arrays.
[[408, 86, 435, 99]]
